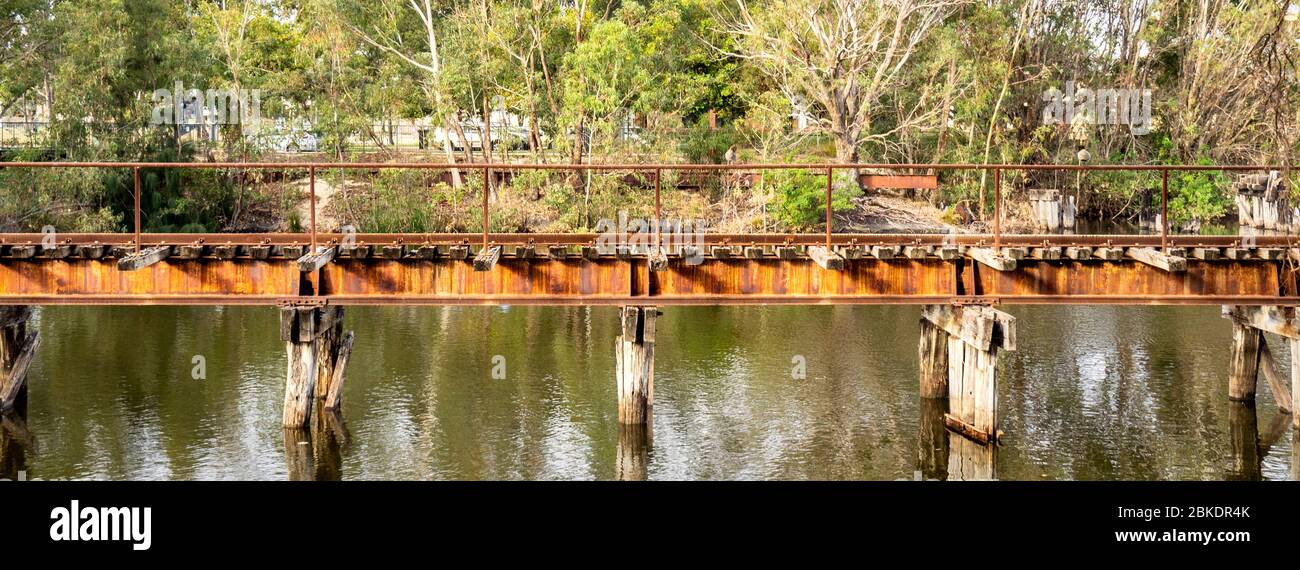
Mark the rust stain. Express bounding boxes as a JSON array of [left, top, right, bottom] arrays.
[[0, 256, 1288, 304]]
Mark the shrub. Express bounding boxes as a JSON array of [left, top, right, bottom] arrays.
[[678, 117, 735, 164], [767, 168, 855, 231]]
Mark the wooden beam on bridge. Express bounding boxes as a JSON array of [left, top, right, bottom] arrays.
[[1127, 247, 1187, 272], [296, 246, 337, 272], [921, 304, 1015, 354], [473, 245, 502, 271], [1223, 305, 1300, 339], [1065, 246, 1092, 260], [1031, 247, 1062, 261], [1094, 247, 1124, 260], [116, 245, 171, 271], [870, 245, 897, 260], [806, 246, 845, 270], [1192, 247, 1221, 261], [648, 248, 668, 272], [967, 247, 1016, 272]]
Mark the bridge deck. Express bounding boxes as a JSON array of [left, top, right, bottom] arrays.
[[0, 233, 1294, 306]]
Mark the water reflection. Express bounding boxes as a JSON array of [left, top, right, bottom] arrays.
[[916, 397, 948, 480], [947, 433, 996, 480], [1226, 402, 1261, 480], [1294, 432, 1300, 482], [0, 414, 32, 480], [616, 422, 650, 481], [282, 409, 349, 481], [282, 428, 313, 481], [8, 305, 1297, 480], [311, 409, 348, 481], [1225, 402, 1292, 481]]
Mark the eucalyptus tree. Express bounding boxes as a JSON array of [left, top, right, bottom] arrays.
[[716, 0, 969, 165], [335, 0, 470, 185]]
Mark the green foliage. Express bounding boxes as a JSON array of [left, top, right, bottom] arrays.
[[3, 0, 1298, 235], [330, 169, 457, 233], [767, 169, 855, 231], [0, 161, 120, 232], [1167, 156, 1231, 228], [678, 117, 736, 164]]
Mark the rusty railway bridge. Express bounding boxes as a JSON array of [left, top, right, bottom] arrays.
[[0, 161, 1296, 479]]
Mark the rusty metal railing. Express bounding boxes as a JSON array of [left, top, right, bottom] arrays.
[[0, 161, 1290, 253]]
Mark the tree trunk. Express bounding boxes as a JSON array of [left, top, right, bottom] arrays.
[[448, 116, 473, 163]]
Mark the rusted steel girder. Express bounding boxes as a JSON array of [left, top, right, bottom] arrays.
[[0, 253, 1290, 306]]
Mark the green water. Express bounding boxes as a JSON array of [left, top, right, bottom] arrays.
[[0, 305, 1294, 480]]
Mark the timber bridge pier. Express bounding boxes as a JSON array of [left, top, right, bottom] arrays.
[[0, 161, 1296, 479]]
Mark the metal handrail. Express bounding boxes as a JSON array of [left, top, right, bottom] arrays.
[[0, 161, 1289, 258]]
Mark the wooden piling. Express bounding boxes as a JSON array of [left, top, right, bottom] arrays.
[[1222, 306, 1300, 425], [282, 306, 318, 428], [1227, 322, 1262, 402], [616, 306, 656, 425], [1257, 339, 1292, 413], [0, 306, 38, 412], [921, 304, 1015, 445], [322, 331, 355, 411], [918, 318, 949, 398], [1292, 338, 1300, 429], [281, 305, 355, 426]]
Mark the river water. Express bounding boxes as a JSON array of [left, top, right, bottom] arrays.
[[1, 304, 1294, 480]]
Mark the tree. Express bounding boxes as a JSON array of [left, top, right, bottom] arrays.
[[717, 0, 967, 164], [337, 0, 468, 185]]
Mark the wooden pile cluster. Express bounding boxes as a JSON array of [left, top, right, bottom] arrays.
[[1234, 171, 1289, 231]]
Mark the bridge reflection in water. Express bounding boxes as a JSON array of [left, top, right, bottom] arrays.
[[0, 305, 1291, 481]]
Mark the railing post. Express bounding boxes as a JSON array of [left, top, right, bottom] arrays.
[[309, 165, 317, 251], [993, 167, 1002, 250], [654, 168, 662, 250], [132, 166, 141, 253], [1161, 168, 1169, 251], [826, 166, 833, 249], [482, 166, 490, 249]]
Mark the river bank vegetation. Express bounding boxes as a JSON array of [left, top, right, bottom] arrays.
[[0, 0, 1296, 234]]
